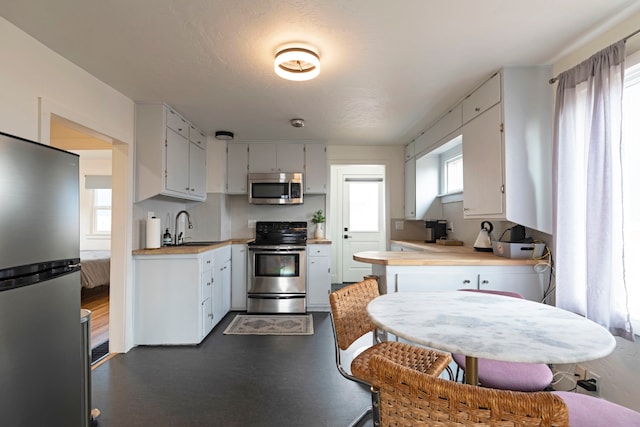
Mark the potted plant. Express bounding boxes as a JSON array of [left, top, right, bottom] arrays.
[[311, 209, 326, 239]]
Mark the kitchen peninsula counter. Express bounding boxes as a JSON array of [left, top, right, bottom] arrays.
[[357, 241, 540, 266], [356, 241, 549, 299]]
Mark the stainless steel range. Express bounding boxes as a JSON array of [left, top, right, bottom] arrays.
[[247, 221, 307, 313]]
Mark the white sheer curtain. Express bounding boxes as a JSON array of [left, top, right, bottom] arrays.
[[553, 40, 634, 339]]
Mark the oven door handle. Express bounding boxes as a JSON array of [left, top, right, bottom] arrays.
[[247, 294, 305, 300], [248, 246, 306, 252]]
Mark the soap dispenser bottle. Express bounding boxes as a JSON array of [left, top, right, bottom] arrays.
[[162, 228, 172, 246]]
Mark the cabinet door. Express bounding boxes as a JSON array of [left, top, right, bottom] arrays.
[[276, 144, 304, 172], [395, 272, 476, 292], [166, 108, 189, 138], [462, 104, 504, 218], [231, 245, 247, 310], [248, 143, 277, 173], [462, 72, 501, 123], [189, 141, 207, 198], [165, 127, 190, 195], [404, 141, 415, 161], [478, 272, 544, 302], [222, 259, 231, 314], [307, 245, 331, 310], [304, 144, 327, 193], [226, 143, 249, 194], [404, 157, 416, 219]]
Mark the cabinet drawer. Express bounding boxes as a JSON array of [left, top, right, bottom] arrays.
[[201, 251, 215, 272], [463, 72, 501, 123], [307, 244, 330, 257], [189, 125, 206, 147], [166, 108, 189, 138]]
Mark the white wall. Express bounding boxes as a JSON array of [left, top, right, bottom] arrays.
[[0, 17, 135, 353], [548, 10, 640, 412]]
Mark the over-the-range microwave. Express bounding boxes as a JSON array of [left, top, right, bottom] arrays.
[[248, 172, 303, 205]]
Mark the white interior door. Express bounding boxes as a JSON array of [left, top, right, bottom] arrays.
[[341, 174, 385, 282]]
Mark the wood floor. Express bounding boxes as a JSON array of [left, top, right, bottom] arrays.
[[81, 286, 109, 348]]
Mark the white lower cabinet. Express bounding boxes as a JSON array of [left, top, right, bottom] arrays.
[[231, 244, 247, 310], [134, 248, 230, 346], [374, 264, 545, 302], [307, 244, 331, 311], [214, 245, 231, 324]]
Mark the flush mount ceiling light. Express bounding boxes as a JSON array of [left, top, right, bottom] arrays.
[[274, 46, 320, 81], [215, 130, 234, 140], [290, 118, 305, 128]]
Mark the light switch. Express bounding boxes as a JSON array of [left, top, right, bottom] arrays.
[[395, 220, 404, 230]]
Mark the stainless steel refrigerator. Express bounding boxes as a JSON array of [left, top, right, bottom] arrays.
[[0, 131, 82, 426]]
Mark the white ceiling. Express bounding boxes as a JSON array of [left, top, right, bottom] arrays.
[[2, 1, 640, 146]]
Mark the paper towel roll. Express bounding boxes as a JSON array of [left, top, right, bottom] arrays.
[[146, 217, 161, 249]]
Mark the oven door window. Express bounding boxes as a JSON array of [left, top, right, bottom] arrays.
[[252, 182, 289, 199], [255, 253, 300, 277]]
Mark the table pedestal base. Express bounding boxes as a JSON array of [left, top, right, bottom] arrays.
[[465, 356, 478, 386]]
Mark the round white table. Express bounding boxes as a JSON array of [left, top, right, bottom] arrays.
[[367, 291, 616, 385]]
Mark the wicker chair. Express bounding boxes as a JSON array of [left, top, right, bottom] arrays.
[[329, 279, 452, 427], [368, 354, 570, 427], [452, 289, 553, 392]]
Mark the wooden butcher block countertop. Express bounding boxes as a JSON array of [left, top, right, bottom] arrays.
[[133, 238, 253, 256], [354, 240, 541, 266]]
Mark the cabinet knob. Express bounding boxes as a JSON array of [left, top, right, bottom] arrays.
[[190, 188, 195, 192], [463, 279, 471, 284], [475, 107, 480, 112], [482, 280, 489, 284]]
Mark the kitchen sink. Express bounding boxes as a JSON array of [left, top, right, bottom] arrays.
[[179, 241, 224, 247]]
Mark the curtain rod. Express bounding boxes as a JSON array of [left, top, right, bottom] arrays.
[[548, 27, 640, 84]]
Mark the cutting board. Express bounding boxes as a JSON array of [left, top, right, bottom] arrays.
[[436, 239, 463, 246]]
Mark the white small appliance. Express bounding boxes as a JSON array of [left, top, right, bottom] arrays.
[[473, 221, 493, 252]]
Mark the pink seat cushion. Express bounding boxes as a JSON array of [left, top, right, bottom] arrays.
[[453, 353, 553, 392], [553, 391, 640, 426]]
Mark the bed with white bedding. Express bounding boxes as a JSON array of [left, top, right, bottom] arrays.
[[80, 250, 110, 289]]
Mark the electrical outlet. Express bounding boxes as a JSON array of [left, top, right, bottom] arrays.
[[395, 220, 404, 231], [448, 221, 454, 233], [147, 211, 155, 219], [575, 364, 587, 380], [248, 220, 257, 228]]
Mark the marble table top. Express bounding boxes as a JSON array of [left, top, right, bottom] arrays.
[[367, 291, 616, 364]]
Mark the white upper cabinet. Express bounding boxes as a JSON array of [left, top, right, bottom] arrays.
[[227, 142, 327, 194], [226, 143, 249, 194], [135, 103, 207, 202], [304, 144, 327, 194], [461, 67, 553, 233], [415, 104, 462, 156], [248, 143, 304, 173], [462, 103, 503, 216], [462, 72, 501, 123], [404, 141, 415, 161], [404, 157, 416, 219]]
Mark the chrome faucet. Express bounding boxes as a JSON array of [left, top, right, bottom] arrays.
[[174, 210, 193, 245]]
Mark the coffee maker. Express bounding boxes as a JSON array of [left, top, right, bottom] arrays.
[[425, 220, 447, 243]]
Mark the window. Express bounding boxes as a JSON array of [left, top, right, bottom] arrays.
[[438, 135, 463, 202], [92, 188, 112, 235], [622, 51, 640, 330]]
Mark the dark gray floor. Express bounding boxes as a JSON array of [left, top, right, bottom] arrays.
[[91, 312, 372, 427]]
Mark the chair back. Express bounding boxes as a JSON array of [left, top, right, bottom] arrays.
[[329, 278, 380, 351], [368, 354, 569, 427]]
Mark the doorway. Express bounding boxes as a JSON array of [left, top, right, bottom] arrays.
[[50, 117, 112, 362], [331, 165, 386, 283]]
